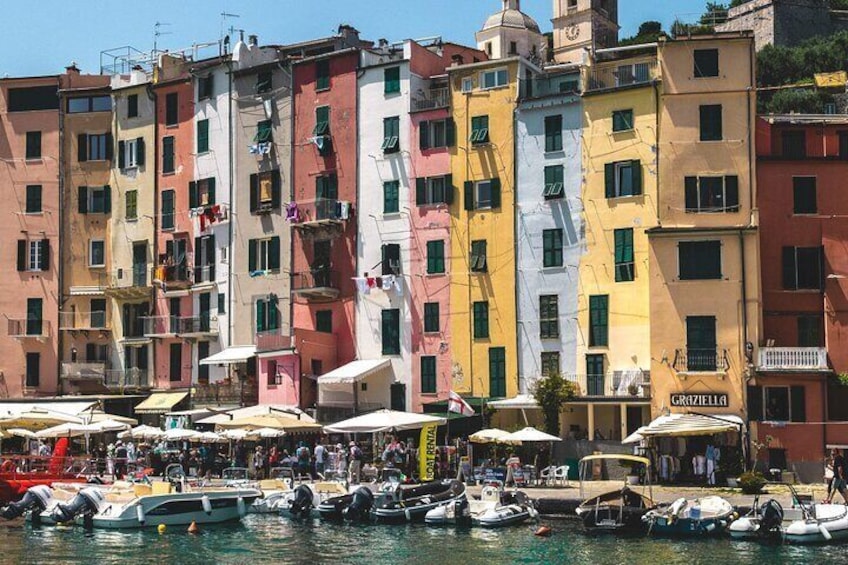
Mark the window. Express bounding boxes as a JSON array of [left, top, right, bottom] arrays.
[[782, 246, 823, 290], [424, 302, 440, 333], [217, 293, 226, 314], [383, 180, 399, 214], [686, 316, 717, 371], [421, 356, 437, 394], [165, 92, 178, 126], [509, 41, 518, 55], [461, 77, 474, 93], [255, 295, 280, 333], [489, 347, 506, 398], [470, 115, 489, 144], [7, 86, 58, 112], [415, 175, 453, 205], [693, 49, 719, 78], [382, 116, 400, 153], [382, 309, 401, 355], [313, 106, 330, 136], [782, 130, 806, 158], [26, 298, 43, 336], [127, 94, 138, 118], [543, 165, 564, 200], [90, 298, 107, 328], [256, 71, 272, 93], [198, 75, 214, 100], [125, 190, 137, 220], [419, 118, 455, 150], [67, 95, 111, 113], [169, 343, 182, 382], [679, 240, 722, 280], [189, 177, 216, 208], [78, 133, 110, 162], [249, 170, 282, 212], [612, 109, 633, 133], [26, 131, 41, 159], [485, 42, 492, 57], [78, 185, 111, 214], [541, 351, 560, 377], [316, 310, 333, 333], [798, 315, 822, 347], [381, 243, 401, 275], [426, 240, 445, 274], [604, 160, 642, 197], [255, 119, 272, 143], [316, 59, 330, 90], [24, 239, 47, 271], [25, 185, 42, 214], [119, 137, 145, 169], [614, 228, 635, 282], [589, 295, 608, 347], [162, 136, 175, 173], [699, 104, 722, 141], [384, 66, 400, 94], [749, 385, 806, 422], [793, 177, 817, 214], [545, 115, 563, 152], [463, 178, 501, 211], [25, 353, 39, 388], [480, 68, 508, 90], [540, 295, 559, 339], [89, 240, 105, 267], [470, 240, 488, 273], [543, 228, 564, 268], [684, 176, 739, 213], [616, 63, 650, 85], [197, 119, 209, 153], [765, 387, 791, 421], [161, 190, 175, 230], [248, 237, 281, 272], [473, 301, 489, 339]]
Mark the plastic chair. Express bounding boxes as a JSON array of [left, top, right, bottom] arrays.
[[553, 465, 570, 487], [539, 466, 554, 487]]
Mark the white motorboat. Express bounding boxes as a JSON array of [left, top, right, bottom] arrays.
[[642, 496, 736, 537], [214, 467, 294, 514], [784, 503, 848, 544], [424, 483, 537, 528], [729, 498, 800, 540]]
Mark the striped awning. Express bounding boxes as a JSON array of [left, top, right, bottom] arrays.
[[623, 413, 744, 444]]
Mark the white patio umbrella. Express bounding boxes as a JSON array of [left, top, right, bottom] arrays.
[[88, 411, 138, 426], [0, 408, 83, 431], [247, 427, 287, 440], [162, 428, 201, 441], [91, 419, 132, 433], [501, 427, 563, 443], [323, 409, 447, 434], [220, 428, 250, 441], [118, 425, 165, 441], [469, 428, 519, 445], [6, 428, 37, 439], [191, 431, 225, 443], [35, 423, 91, 439]]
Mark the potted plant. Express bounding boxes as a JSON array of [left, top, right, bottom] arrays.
[[627, 383, 640, 396], [723, 455, 744, 488], [739, 471, 766, 495]]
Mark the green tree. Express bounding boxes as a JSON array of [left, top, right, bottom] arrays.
[[532, 373, 577, 437], [620, 21, 664, 46], [700, 2, 729, 25]]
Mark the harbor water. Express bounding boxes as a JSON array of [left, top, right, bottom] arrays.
[[1, 516, 844, 565]]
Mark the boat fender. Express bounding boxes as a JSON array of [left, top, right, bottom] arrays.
[[819, 523, 833, 541], [136, 504, 146, 525], [158, 524, 166, 534], [201, 495, 212, 515], [705, 522, 716, 533], [404, 508, 412, 522], [188, 520, 200, 534], [535, 525, 552, 537], [237, 496, 246, 518]]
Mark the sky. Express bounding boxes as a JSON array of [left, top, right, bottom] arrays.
[[0, 1, 711, 77]]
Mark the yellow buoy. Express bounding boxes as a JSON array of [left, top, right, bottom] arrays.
[[187, 520, 200, 534], [157, 524, 167, 534]]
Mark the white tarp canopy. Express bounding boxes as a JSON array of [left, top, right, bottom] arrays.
[[469, 428, 519, 445], [0, 401, 98, 420], [316, 359, 391, 385], [118, 425, 166, 441], [162, 428, 201, 441], [35, 419, 130, 439], [487, 394, 540, 410], [199, 345, 256, 366], [195, 404, 315, 425], [324, 409, 447, 433], [502, 426, 562, 443], [622, 413, 744, 444]]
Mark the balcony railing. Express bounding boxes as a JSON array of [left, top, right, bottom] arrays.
[[256, 330, 294, 353], [291, 199, 351, 229], [194, 380, 258, 405], [61, 362, 108, 380], [672, 349, 730, 373], [178, 316, 218, 336], [585, 60, 658, 93], [142, 316, 175, 337], [193, 265, 216, 285], [758, 347, 829, 372], [563, 372, 651, 398], [518, 76, 580, 100], [411, 87, 450, 112], [291, 270, 341, 300], [8, 319, 49, 339], [152, 264, 192, 289], [104, 368, 151, 389], [59, 310, 108, 331], [142, 315, 218, 337]]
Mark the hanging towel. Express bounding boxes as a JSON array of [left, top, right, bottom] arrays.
[[354, 277, 369, 295], [394, 276, 403, 296], [285, 202, 301, 222], [382, 275, 394, 291], [339, 201, 350, 220], [366, 277, 376, 289]]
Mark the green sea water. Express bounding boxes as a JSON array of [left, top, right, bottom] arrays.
[[0, 516, 840, 565]]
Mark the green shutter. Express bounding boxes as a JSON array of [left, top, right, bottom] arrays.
[[685, 177, 698, 211], [791, 385, 806, 422], [78, 133, 88, 162], [136, 137, 145, 166], [249, 174, 258, 212], [604, 163, 615, 198], [271, 170, 282, 208], [78, 186, 88, 214], [189, 181, 198, 209], [118, 140, 126, 169], [269, 237, 280, 271], [207, 177, 216, 205], [464, 181, 474, 211], [589, 295, 608, 347], [419, 121, 430, 150], [748, 385, 763, 421], [446, 118, 456, 147], [17, 240, 26, 271], [197, 119, 209, 153], [725, 175, 738, 210], [631, 160, 642, 195], [782, 247, 797, 290], [248, 240, 257, 272], [445, 175, 454, 205], [490, 177, 501, 209], [416, 178, 427, 206], [256, 300, 266, 333], [103, 185, 111, 213]]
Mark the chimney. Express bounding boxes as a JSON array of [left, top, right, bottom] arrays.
[[337, 24, 361, 47], [248, 34, 258, 47], [451, 54, 464, 66], [65, 62, 80, 75]]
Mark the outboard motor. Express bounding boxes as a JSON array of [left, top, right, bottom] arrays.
[[1, 485, 53, 520], [453, 495, 472, 528], [759, 499, 784, 538], [343, 487, 374, 522], [51, 487, 105, 524], [288, 485, 315, 519]]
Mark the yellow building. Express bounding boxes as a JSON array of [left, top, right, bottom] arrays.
[[448, 58, 525, 400], [649, 32, 760, 420], [572, 47, 658, 441]]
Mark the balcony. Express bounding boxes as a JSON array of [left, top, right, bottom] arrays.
[[61, 362, 108, 381], [291, 270, 341, 301], [411, 87, 450, 112], [672, 349, 730, 374], [107, 267, 152, 299], [142, 316, 175, 338], [585, 60, 658, 94], [177, 316, 219, 338], [152, 264, 192, 290], [104, 368, 152, 390], [291, 199, 350, 233], [563, 372, 651, 398], [59, 310, 109, 332], [758, 347, 829, 372], [255, 330, 294, 353], [193, 265, 216, 286], [518, 76, 580, 100], [7, 319, 50, 342], [194, 380, 258, 406]]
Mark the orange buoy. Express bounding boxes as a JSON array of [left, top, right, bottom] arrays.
[[535, 525, 552, 537], [187, 520, 200, 534]]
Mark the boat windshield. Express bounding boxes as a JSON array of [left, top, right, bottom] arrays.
[[578, 454, 653, 501]]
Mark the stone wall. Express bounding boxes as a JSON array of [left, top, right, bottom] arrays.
[[717, 0, 842, 51]]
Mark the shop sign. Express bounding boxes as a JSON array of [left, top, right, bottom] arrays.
[[670, 393, 728, 408]]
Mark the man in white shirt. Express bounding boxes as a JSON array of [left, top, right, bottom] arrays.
[[314, 442, 326, 477]]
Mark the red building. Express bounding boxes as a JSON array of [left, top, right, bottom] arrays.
[[755, 115, 848, 481]]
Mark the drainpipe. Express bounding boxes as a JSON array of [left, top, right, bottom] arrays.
[[513, 88, 520, 397], [228, 61, 235, 350], [57, 75, 66, 394], [148, 81, 159, 389], [741, 39, 756, 469]]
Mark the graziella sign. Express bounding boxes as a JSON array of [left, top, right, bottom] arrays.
[[670, 393, 729, 408]]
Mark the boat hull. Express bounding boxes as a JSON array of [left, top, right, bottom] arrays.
[[92, 490, 260, 529]]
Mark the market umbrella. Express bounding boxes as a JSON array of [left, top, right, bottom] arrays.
[[35, 423, 92, 439], [5, 429, 35, 439], [118, 425, 165, 441], [219, 429, 250, 441], [501, 427, 562, 443], [247, 427, 287, 440], [162, 428, 201, 441], [0, 408, 83, 431], [469, 428, 519, 445], [323, 409, 447, 434], [87, 411, 138, 426], [191, 431, 225, 444], [216, 414, 322, 433]]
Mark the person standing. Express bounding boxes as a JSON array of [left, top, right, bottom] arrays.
[[829, 448, 848, 504], [114, 441, 128, 479], [348, 441, 362, 484], [314, 441, 326, 477]]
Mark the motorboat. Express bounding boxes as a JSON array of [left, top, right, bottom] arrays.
[[424, 483, 538, 528], [728, 498, 793, 541], [643, 496, 735, 536], [0, 485, 54, 524], [280, 480, 350, 519], [784, 503, 848, 544], [317, 486, 376, 522], [373, 480, 465, 523], [575, 454, 656, 532], [214, 467, 294, 514]]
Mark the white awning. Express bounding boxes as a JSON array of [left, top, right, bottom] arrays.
[[624, 413, 744, 443], [487, 394, 540, 410], [195, 404, 315, 425], [317, 359, 391, 385], [199, 345, 256, 366], [0, 401, 99, 419]]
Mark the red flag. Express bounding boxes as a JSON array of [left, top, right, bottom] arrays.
[[448, 391, 475, 416]]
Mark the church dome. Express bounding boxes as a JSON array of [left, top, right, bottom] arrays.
[[482, 2, 541, 34]]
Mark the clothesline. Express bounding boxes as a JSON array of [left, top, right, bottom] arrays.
[[352, 274, 403, 296]]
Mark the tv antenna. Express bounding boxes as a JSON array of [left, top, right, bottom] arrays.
[[221, 12, 240, 43], [154, 21, 172, 56]]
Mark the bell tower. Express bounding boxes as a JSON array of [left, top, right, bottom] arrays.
[[552, 0, 620, 64]]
